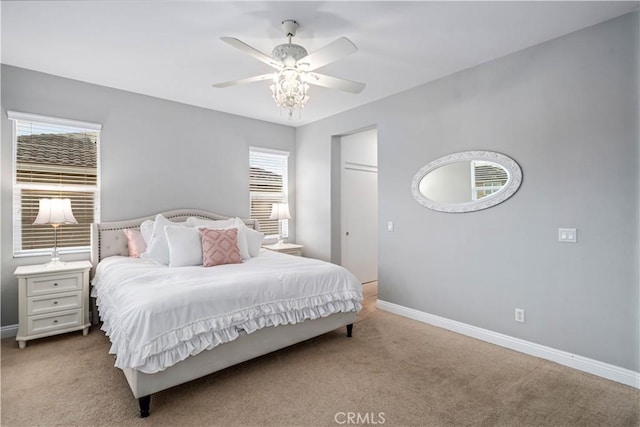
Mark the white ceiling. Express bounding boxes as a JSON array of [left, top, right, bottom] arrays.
[[1, 1, 638, 127]]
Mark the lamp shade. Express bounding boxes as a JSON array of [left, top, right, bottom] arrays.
[[33, 198, 78, 225], [269, 203, 291, 220]]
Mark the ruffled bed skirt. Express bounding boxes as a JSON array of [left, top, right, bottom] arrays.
[[96, 288, 361, 374]]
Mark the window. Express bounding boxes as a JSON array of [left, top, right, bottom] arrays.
[[471, 161, 508, 200], [10, 112, 101, 256], [249, 147, 289, 238]]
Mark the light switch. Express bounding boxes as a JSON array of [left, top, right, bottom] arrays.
[[558, 228, 577, 243], [387, 221, 394, 232]]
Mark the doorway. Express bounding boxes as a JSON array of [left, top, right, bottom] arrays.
[[340, 129, 378, 283]]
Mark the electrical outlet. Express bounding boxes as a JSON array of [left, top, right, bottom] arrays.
[[515, 308, 525, 323]]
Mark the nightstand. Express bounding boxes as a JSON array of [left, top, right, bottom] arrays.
[[263, 243, 304, 257], [14, 260, 92, 349]]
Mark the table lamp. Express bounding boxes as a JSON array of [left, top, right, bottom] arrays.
[[33, 198, 78, 266], [269, 202, 291, 246]]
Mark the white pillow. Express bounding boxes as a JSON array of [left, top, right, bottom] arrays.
[[140, 219, 154, 244], [186, 217, 236, 228], [141, 214, 186, 265], [245, 227, 265, 257], [165, 226, 202, 267], [231, 218, 251, 260], [142, 235, 169, 265]]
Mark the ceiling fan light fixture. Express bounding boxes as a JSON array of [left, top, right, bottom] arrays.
[[213, 19, 364, 121], [270, 67, 309, 119], [272, 43, 307, 64]]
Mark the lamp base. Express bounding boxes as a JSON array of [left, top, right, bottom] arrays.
[[272, 239, 287, 247], [45, 248, 65, 268], [44, 258, 66, 268]]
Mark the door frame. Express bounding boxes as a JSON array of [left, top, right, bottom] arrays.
[[329, 126, 378, 271]]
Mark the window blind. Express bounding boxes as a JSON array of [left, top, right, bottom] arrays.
[[472, 161, 508, 200], [10, 112, 101, 255], [249, 148, 289, 237]]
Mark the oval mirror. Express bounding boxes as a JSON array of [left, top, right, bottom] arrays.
[[411, 151, 522, 213]]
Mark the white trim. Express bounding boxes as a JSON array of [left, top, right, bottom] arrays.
[[15, 183, 100, 193], [377, 299, 640, 389], [10, 112, 101, 256], [7, 110, 102, 131], [14, 246, 90, 258], [249, 147, 290, 238], [249, 146, 290, 157], [1, 324, 18, 339]]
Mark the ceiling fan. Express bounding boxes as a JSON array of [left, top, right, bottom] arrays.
[[212, 20, 366, 119]]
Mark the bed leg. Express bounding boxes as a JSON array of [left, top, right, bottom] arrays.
[[346, 323, 353, 338], [139, 395, 151, 418]]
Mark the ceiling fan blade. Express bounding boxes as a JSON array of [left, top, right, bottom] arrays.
[[212, 74, 274, 88], [306, 72, 365, 94], [298, 37, 358, 71], [220, 37, 282, 69]]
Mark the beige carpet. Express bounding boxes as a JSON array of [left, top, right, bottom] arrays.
[[1, 283, 638, 427]]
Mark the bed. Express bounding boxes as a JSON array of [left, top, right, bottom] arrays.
[[90, 209, 362, 417]]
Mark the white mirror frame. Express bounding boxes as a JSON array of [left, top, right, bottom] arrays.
[[411, 150, 522, 213]]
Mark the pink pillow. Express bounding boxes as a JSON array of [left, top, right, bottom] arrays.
[[123, 228, 147, 258], [200, 228, 242, 267]]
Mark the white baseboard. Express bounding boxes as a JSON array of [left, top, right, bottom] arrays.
[[1, 324, 18, 339], [377, 300, 640, 389]]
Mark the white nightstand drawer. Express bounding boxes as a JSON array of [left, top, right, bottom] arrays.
[[27, 273, 81, 296], [27, 291, 82, 315], [27, 310, 82, 335]]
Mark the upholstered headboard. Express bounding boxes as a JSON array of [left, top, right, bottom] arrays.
[[90, 209, 258, 266]]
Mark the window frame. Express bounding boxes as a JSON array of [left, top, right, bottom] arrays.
[[249, 146, 289, 240], [470, 160, 509, 201], [9, 111, 102, 257]]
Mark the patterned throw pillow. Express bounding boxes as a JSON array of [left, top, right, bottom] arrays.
[[200, 228, 242, 267]]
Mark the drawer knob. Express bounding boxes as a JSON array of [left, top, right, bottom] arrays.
[[53, 301, 58, 305], [53, 320, 58, 324], [53, 283, 58, 287]]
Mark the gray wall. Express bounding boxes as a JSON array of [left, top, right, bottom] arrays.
[[296, 13, 639, 371], [1, 65, 295, 326]]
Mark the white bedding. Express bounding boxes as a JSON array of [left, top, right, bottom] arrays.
[[92, 249, 362, 374]]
